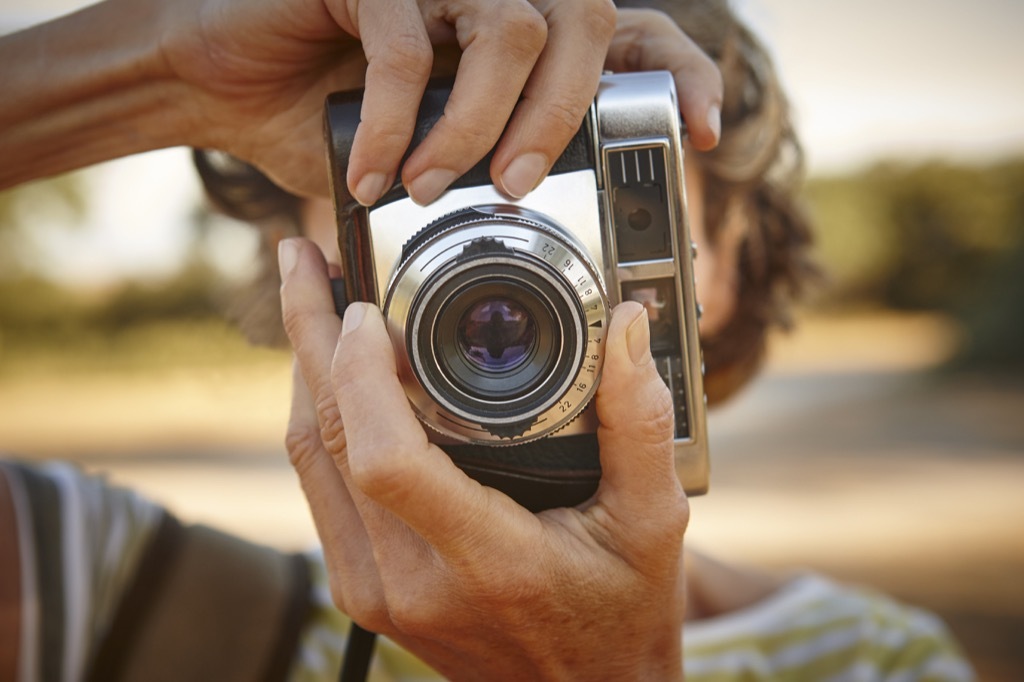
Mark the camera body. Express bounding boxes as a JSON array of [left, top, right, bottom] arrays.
[[325, 71, 708, 510]]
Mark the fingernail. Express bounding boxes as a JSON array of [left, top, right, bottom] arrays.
[[278, 238, 298, 280], [707, 104, 721, 144], [626, 306, 651, 366], [408, 168, 459, 205], [341, 302, 367, 337], [353, 172, 388, 206], [501, 153, 548, 199]]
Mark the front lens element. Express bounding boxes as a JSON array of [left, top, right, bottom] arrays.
[[431, 276, 564, 404], [457, 298, 536, 372], [384, 209, 608, 444]]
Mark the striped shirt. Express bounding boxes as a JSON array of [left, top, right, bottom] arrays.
[[5, 461, 974, 681]]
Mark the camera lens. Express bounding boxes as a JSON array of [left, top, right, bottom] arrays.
[[457, 297, 536, 373], [383, 208, 608, 443], [429, 275, 564, 405]]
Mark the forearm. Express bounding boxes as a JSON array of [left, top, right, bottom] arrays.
[[0, 0, 194, 189]]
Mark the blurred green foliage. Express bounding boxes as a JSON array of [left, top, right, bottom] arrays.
[[806, 159, 1024, 309], [0, 268, 288, 378], [0, 170, 285, 377], [805, 159, 1024, 369]]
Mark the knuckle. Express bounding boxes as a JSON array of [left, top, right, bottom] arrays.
[[538, 98, 588, 140], [501, 5, 549, 56], [627, 380, 676, 446], [436, 106, 499, 155], [355, 119, 414, 152], [347, 441, 419, 501], [279, 304, 308, 345], [326, 570, 356, 613], [631, 6, 674, 29], [581, 0, 618, 41], [283, 422, 323, 473], [371, 31, 433, 86], [384, 586, 441, 637], [640, 492, 690, 573], [316, 396, 347, 453], [687, 48, 723, 89], [665, 490, 691, 536], [327, 573, 348, 612], [344, 587, 393, 634]]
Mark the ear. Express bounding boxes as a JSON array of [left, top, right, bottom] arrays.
[[697, 196, 747, 338], [687, 153, 748, 339]]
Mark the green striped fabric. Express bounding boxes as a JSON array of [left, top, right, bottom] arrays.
[[680, 574, 973, 681], [294, 558, 974, 681]]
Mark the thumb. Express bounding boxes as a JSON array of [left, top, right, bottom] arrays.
[[595, 301, 683, 511]]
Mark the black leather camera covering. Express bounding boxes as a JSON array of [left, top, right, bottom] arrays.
[[325, 79, 597, 209], [325, 82, 602, 512]]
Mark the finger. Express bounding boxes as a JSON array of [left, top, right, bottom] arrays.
[[278, 237, 344, 405], [285, 361, 385, 617], [333, 302, 526, 558], [490, 0, 617, 199], [401, 1, 549, 205], [279, 237, 422, 630], [276, 237, 389, 528], [593, 302, 688, 536], [278, 238, 390, 617], [345, 0, 433, 206], [606, 9, 723, 151]]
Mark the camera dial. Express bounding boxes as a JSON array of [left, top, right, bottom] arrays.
[[383, 207, 608, 444]]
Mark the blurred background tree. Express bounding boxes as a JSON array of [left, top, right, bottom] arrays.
[[0, 169, 266, 378], [805, 159, 1024, 371]]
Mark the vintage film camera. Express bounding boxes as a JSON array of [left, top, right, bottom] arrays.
[[324, 71, 708, 511]]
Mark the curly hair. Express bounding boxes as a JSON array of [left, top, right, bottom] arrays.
[[194, 0, 817, 405], [615, 0, 818, 402]]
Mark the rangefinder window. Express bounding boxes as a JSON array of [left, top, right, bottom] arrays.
[[621, 279, 680, 356], [608, 146, 673, 263], [621, 278, 690, 439]]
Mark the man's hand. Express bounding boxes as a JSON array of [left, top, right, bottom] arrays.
[[280, 237, 688, 680], [2, 2, 721, 207], [166, 2, 723, 201], [161, 0, 618, 202], [608, 8, 724, 152]]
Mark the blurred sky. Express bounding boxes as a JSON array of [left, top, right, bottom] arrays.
[[3, 0, 1024, 284]]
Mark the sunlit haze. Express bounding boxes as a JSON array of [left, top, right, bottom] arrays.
[[734, 0, 1024, 173]]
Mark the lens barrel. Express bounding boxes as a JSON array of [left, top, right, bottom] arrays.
[[383, 208, 607, 444]]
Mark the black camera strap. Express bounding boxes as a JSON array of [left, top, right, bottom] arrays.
[[325, 78, 596, 211], [339, 622, 377, 682]]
